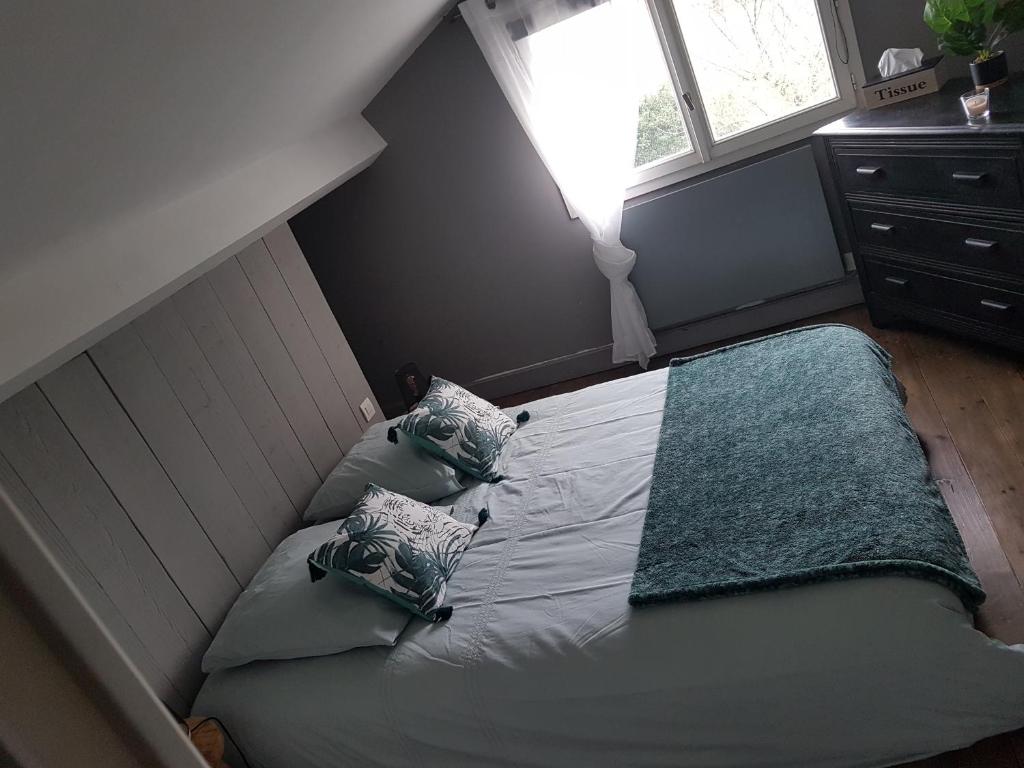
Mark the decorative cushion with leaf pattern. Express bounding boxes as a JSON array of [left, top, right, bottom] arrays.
[[308, 484, 487, 622], [389, 377, 528, 482]]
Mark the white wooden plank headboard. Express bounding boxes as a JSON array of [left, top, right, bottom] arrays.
[[0, 224, 381, 712]]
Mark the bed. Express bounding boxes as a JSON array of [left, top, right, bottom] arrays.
[[195, 326, 1024, 768]]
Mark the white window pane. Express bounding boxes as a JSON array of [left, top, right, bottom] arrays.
[[671, 0, 838, 142], [517, 2, 691, 173], [634, 10, 692, 168]]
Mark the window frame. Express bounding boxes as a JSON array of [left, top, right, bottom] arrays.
[[628, 0, 863, 198]]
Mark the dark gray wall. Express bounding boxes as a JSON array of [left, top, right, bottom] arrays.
[[291, 18, 847, 416], [291, 20, 609, 416], [851, 0, 1024, 81]]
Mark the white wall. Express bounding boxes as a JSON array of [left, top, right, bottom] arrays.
[[0, 1, 445, 268], [0, 0, 447, 402], [0, 224, 382, 707], [0, 117, 384, 402], [0, 488, 208, 768], [0, 584, 173, 768]]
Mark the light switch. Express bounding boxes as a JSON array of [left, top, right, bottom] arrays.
[[359, 397, 376, 422]]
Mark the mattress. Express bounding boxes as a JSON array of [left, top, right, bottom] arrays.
[[195, 363, 1024, 768]]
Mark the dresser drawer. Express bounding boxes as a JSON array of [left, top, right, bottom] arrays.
[[851, 205, 1024, 276], [864, 259, 1024, 332], [834, 146, 1023, 207]]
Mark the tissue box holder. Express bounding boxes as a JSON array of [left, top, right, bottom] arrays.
[[861, 56, 948, 110]]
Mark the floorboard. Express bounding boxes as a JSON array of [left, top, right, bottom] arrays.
[[495, 304, 1024, 768]]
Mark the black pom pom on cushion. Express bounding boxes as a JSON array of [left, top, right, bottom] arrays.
[[433, 606, 454, 622], [516, 410, 530, 424], [387, 426, 399, 444], [478, 508, 490, 526]]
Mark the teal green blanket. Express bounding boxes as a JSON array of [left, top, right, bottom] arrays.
[[629, 325, 984, 611]]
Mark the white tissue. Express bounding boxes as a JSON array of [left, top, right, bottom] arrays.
[[878, 48, 924, 78]]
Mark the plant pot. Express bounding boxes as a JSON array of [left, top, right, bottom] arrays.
[[970, 51, 1008, 89]]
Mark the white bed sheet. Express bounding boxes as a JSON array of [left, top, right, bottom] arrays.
[[195, 368, 1024, 768]]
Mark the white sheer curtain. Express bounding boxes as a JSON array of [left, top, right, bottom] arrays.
[[461, 0, 657, 368]]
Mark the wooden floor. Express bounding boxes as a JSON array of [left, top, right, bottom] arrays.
[[496, 304, 1024, 768]]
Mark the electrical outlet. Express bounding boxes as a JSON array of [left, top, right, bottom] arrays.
[[359, 397, 376, 423]]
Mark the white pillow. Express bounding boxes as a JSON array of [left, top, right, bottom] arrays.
[[202, 520, 411, 673], [303, 417, 464, 523]]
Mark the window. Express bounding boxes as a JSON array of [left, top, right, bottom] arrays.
[[631, 0, 856, 194], [521, 3, 694, 173], [632, 10, 692, 169]]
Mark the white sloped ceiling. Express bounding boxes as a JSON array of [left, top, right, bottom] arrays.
[[0, 0, 447, 401]]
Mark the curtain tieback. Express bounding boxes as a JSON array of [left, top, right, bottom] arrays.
[[592, 239, 638, 282]]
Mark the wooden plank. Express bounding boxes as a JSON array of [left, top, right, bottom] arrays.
[[238, 239, 363, 453], [898, 751, 957, 768], [908, 332, 1024, 629], [981, 732, 1024, 768], [173, 276, 320, 510], [263, 224, 382, 427], [1011, 729, 1024, 767], [208, 256, 340, 479], [934, 472, 1024, 643], [133, 300, 296, 545], [0, 387, 206, 703], [958, 348, 1024, 482], [90, 325, 270, 584], [863, 327, 1024, 643], [0, 452, 185, 712], [944, 732, 1023, 768], [38, 355, 238, 630]]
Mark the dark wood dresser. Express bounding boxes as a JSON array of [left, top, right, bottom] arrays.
[[813, 78, 1024, 352]]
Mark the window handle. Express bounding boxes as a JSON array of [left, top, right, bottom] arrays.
[[856, 166, 883, 177], [681, 92, 695, 112], [870, 223, 894, 233]]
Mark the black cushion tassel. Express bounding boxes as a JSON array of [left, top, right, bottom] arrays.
[[309, 562, 327, 583], [478, 508, 490, 526], [432, 606, 454, 622], [387, 426, 399, 444], [516, 410, 530, 425]]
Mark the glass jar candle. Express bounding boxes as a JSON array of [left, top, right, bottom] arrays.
[[961, 88, 991, 121]]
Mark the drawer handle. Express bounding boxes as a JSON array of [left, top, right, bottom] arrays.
[[884, 276, 909, 287], [964, 237, 998, 251], [856, 166, 884, 177], [952, 171, 988, 184], [980, 299, 1013, 311], [870, 223, 895, 234]]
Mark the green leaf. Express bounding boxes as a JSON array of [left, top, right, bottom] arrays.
[[996, 0, 1024, 33], [391, 541, 445, 612], [923, 0, 999, 55]]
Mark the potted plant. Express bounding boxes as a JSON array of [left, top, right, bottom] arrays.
[[924, 0, 1024, 88]]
